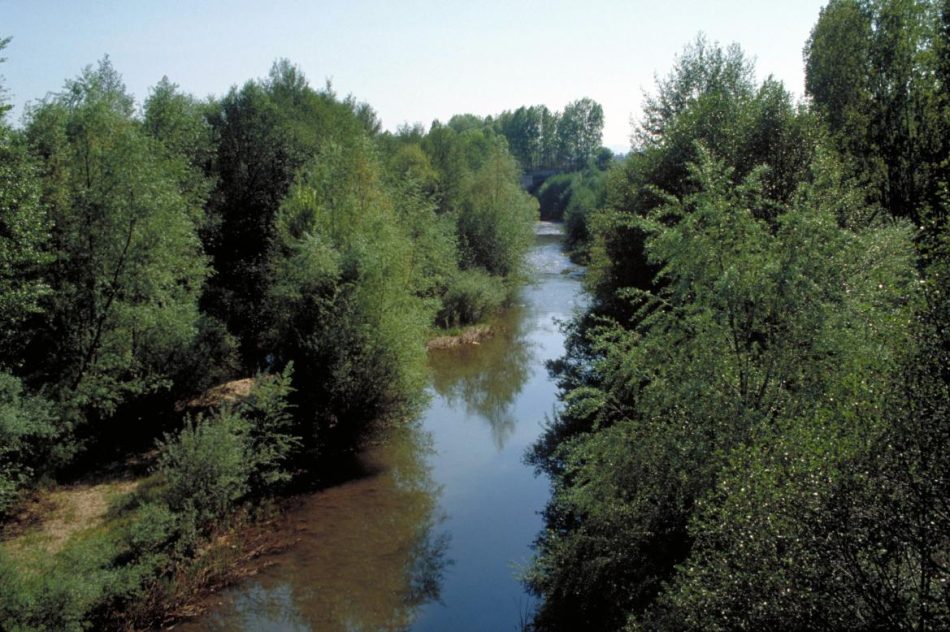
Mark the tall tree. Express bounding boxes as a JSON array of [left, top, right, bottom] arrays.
[[558, 98, 604, 170], [457, 138, 537, 277], [806, 0, 947, 223], [25, 58, 208, 418], [0, 38, 51, 368], [266, 137, 430, 447], [204, 61, 364, 366], [143, 76, 216, 212], [589, 37, 816, 321]]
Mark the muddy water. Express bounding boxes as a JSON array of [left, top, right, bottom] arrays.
[[179, 222, 585, 631]]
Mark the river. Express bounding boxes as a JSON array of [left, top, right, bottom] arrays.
[[178, 222, 585, 631]]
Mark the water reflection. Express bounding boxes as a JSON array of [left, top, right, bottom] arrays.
[[425, 222, 579, 452], [180, 422, 448, 632], [427, 307, 534, 450], [183, 223, 582, 632]]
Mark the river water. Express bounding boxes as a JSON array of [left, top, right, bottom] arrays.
[[179, 222, 584, 632]]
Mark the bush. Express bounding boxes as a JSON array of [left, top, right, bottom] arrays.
[[237, 365, 301, 494], [565, 167, 607, 256], [157, 411, 250, 542], [266, 140, 431, 445], [167, 315, 241, 398], [0, 533, 127, 632], [0, 372, 61, 516], [436, 268, 507, 328], [457, 141, 537, 277]]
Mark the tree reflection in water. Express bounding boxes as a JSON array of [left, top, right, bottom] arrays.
[[427, 305, 534, 450], [183, 422, 449, 632]]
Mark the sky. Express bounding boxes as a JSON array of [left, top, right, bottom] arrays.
[[1, 0, 828, 151]]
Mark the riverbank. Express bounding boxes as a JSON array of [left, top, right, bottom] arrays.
[[0, 457, 291, 630], [179, 222, 585, 631], [1, 223, 567, 631]]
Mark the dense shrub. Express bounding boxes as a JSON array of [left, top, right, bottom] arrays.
[[0, 530, 154, 632], [267, 140, 431, 444], [0, 46, 535, 631], [157, 411, 250, 543], [23, 59, 208, 423], [456, 140, 537, 278], [0, 373, 61, 516], [436, 268, 507, 328], [528, 145, 916, 630], [236, 365, 300, 494], [527, 21, 950, 630]]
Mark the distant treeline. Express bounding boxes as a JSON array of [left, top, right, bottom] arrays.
[[527, 1, 950, 631], [428, 98, 608, 173], [435, 98, 613, 237], [384, 98, 613, 246], [0, 46, 537, 628]]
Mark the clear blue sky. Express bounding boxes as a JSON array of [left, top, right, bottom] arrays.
[[1, 0, 828, 150]]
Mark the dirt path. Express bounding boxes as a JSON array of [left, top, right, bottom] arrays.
[[3, 478, 141, 556]]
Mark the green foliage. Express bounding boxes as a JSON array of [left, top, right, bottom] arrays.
[[164, 313, 241, 398], [457, 139, 537, 277], [0, 46, 535, 630], [204, 60, 365, 366], [25, 58, 208, 418], [488, 99, 604, 171], [0, 373, 60, 516], [0, 128, 51, 367], [806, 0, 949, 223], [395, 182, 459, 301], [558, 98, 605, 171], [655, 255, 947, 632], [0, 518, 176, 632], [535, 173, 575, 221], [0, 538, 112, 632], [535, 165, 608, 257], [528, 147, 917, 630], [0, 39, 52, 367], [156, 367, 299, 536], [0, 365, 299, 630], [528, 19, 950, 630], [379, 118, 536, 338], [142, 77, 216, 213], [267, 138, 431, 444], [157, 412, 250, 538], [588, 36, 818, 321], [495, 105, 545, 170], [436, 268, 507, 328], [236, 365, 301, 494]]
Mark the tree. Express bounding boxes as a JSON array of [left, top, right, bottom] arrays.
[[558, 98, 604, 170], [587, 37, 816, 321], [457, 138, 537, 277], [805, 0, 947, 223], [496, 105, 544, 170], [0, 372, 60, 516], [0, 38, 51, 368], [143, 76, 216, 211], [528, 148, 915, 631], [204, 61, 366, 366], [25, 58, 208, 420], [540, 106, 560, 170], [266, 137, 431, 447]]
